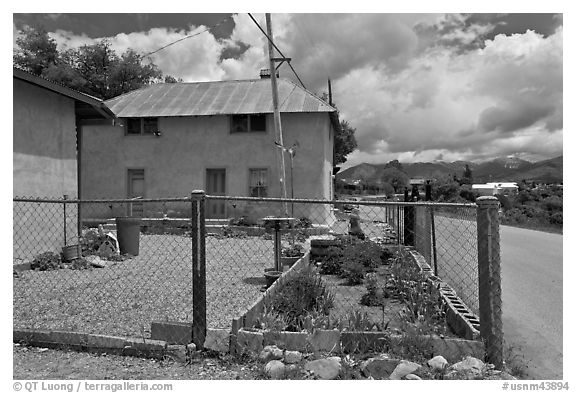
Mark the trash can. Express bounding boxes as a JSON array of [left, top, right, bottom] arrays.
[[115, 217, 142, 256]]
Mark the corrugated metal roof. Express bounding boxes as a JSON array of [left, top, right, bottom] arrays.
[[105, 78, 336, 117]]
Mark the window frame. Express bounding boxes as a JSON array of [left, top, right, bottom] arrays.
[[248, 168, 269, 198], [123, 117, 159, 136], [230, 114, 267, 134]]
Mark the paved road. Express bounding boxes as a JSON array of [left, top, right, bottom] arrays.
[[500, 225, 563, 379]]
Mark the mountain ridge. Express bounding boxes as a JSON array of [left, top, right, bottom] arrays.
[[338, 156, 563, 184]]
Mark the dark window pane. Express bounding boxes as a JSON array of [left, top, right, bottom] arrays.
[[126, 118, 141, 134], [142, 118, 158, 134], [231, 115, 248, 133], [250, 114, 266, 132]]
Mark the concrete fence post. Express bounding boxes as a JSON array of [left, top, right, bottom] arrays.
[[476, 196, 504, 369], [191, 190, 207, 349]]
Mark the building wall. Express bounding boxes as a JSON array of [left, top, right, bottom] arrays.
[[13, 78, 79, 259], [81, 112, 334, 223], [13, 78, 78, 197]]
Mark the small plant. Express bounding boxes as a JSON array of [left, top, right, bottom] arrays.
[[31, 251, 62, 271], [221, 227, 248, 238], [360, 272, 384, 306], [341, 240, 383, 272], [253, 307, 289, 331], [294, 217, 313, 229], [264, 266, 335, 330], [341, 259, 365, 285], [228, 215, 256, 227], [70, 257, 93, 270], [281, 243, 304, 257]]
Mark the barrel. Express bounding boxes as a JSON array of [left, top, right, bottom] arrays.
[[115, 217, 142, 256]]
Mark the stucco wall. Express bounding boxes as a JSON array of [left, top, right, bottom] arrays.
[[82, 112, 334, 223], [13, 78, 79, 260]]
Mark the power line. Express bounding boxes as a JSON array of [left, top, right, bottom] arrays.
[[247, 13, 306, 90], [142, 15, 233, 58]]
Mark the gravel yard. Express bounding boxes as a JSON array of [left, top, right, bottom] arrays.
[[13, 234, 274, 337]]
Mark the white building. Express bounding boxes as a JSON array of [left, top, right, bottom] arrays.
[[472, 182, 518, 196]]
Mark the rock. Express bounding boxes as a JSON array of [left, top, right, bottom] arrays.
[[360, 356, 400, 379], [86, 255, 106, 268], [259, 345, 284, 362], [450, 356, 484, 374], [187, 343, 197, 353], [264, 360, 286, 379], [404, 374, 422, 380], [284, 350, 303, 364], [427, 355, 448, 371], [304, 357, 342, 380], [389, 360, 422, 380]]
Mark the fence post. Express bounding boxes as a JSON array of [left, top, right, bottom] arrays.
[[191, 190, 207, 349], [404, 204, 415, 246], [476, 196, 503, 369], [63, 194, 68, 246]]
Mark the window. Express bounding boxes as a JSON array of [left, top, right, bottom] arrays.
[[249, 168, 268, 197], [125, 118, 158, 135], [231, 114, 266, 133]]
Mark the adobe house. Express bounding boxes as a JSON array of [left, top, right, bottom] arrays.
[[13, 67, 114, 255], [81, 75, 340, 224]]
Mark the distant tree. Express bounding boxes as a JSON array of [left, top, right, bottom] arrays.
[[384, 159, 404, 173], [380, 168, 409, 193], [164, 75, 183, 83], [462, 164, 473, 185], [335, 120, 358, 165]]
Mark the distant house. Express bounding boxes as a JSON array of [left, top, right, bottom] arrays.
[[472, 182, 518, 196], [81, 75, 339, 223], [13, 67, 114, 255]]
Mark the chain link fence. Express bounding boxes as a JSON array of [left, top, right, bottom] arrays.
[[13, 194, 502, 366]]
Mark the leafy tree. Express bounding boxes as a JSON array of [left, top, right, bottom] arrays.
[[13, 26, 59, 75], [335, 120, 358, 165], [164, 75, 183, 83], [384, 159, 404, 173], [14, 26, 163, 100]]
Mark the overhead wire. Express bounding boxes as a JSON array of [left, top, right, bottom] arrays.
[[142, 15, 233, 58], [247, 13, 307, 90]]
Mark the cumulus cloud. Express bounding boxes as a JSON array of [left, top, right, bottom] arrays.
[[14, 14, 562, 166]]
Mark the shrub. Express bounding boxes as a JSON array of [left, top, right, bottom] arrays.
[[549, 212, 563, 225], [341, 240, 382, 272], [265, 266, 334, 330], [341, 259, 365, 285], [70, 257, 92, 270], [228, 215, 256, 227], [318, 246, 344, 275], [31, 252, 62, 271]]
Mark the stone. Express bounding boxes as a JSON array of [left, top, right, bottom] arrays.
[[259, 345, 284, 362], [284, 350, 303, 364], [264, 360, 286, 379], [304, 356, 342, 380], [450, 356, 484, 375], [237, 330, 263, 354], [389, 360, 422, 380], [404, 374, 422, 380], [360, 356, 400, 379], [86, 255, 106, 268], [186, 343, 197, 353], [307, 329, 341, 353], [203, 328, 230, 353], [427, 355, 449, 371]]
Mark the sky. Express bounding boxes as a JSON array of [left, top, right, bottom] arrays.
[[12, 11, 564, 169]]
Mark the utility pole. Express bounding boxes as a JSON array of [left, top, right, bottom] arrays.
[[266, 13, 288, 213]]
